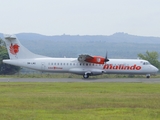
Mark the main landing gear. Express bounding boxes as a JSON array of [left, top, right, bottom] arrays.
[[83, 74, 89, 79]]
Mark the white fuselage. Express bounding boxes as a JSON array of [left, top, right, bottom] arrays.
[[3, 58, 158, 75]]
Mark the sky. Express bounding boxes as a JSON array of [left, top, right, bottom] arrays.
[[0, 0, 160, 37]]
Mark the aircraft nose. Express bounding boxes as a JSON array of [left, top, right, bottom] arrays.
[[155, 67, 159, 72], [152, 66, 159, 73]]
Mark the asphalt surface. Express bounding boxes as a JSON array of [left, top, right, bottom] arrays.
[[0, 78, 159, 83]]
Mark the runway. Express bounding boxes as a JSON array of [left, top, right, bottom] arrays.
[[0, 78, 159, 83]]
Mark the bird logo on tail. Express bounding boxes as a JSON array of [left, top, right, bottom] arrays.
[[10, 43, 19, 55]]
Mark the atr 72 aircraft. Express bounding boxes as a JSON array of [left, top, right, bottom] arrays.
[[2, 34, 159, 79]]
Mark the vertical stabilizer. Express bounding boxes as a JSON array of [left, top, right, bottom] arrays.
[[3, 34, 46, 59]]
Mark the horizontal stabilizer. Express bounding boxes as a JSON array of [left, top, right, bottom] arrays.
[[4, 34, 16, 40]]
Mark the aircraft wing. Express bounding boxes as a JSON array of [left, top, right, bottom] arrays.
[[78, 54, 94, 62]]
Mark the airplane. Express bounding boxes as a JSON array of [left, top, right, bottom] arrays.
[[2, 34, 159, 79]]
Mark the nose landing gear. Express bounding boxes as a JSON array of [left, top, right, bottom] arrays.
[[146, 74, 150, 78]]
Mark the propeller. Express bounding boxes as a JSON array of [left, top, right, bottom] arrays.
[[104, 51, 109, 63]]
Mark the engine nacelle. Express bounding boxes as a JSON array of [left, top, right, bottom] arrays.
[[85, 56, 105, 64]]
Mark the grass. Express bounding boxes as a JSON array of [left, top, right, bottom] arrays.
[[0, 82, 160, 120]]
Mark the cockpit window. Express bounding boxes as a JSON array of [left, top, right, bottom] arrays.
[[143, 62, 150, 65]]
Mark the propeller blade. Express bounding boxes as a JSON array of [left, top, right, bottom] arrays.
[[104, 51, 109, 62]]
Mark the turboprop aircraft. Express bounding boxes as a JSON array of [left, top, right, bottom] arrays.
[[2, 34, 159, 79]]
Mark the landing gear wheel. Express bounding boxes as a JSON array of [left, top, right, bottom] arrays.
[[146, 74, 150, 78], [83, 74, 89, 79], [146, 76, 150, 78]]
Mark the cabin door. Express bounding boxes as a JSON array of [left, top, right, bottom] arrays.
[[41, 62, 46, 70]]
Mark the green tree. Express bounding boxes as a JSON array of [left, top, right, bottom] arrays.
[[138, 51, 160, 69], [0, 38, 20, 75]]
